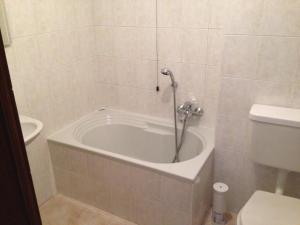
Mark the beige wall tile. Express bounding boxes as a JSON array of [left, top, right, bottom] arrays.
[[57, 30, 80, 65], [135, 89, 158, 115], [157, 0, 183, 28], [49, 144, 72, 171], [131, 165, 161, 201], [201, 98, 219, 128], [209, 0, 230, 29], [258, 0, 300, 36], [218, 78, 253, 118], [12, 36, 40, 81], [257, 37, 300, 83], [207, 29, 225, 66], [104, 159, 134, 189], [77, 27, 96, 59], [223, 35, 261, 78], [4, 0, 36, 38], [158, 28, 183, 62], [113, 0, 137, 26], [93, 0, 114, 26], [161, 176, 193, 213], [89, 181, 111, 212], [178, 63, 206, 100], [252, 80, 293, 106], [109, 186, 136, 221], [36, 33, 61, 71], [95, 27, 115, 57], [55, 0, 77, 30], [182, 29, 208, 64], [86, 152, 109, 181], [136, 0, 156, 27], [134, 198, 162, 225], [225, 0, 265, 35], [182, 0, 209, 29], [67, 173, 93, 202], [114, 27, 137, 58], [205, 65, 222, 100], [96, 56, 118, 84], [53, 167, 72, 195], [192, 155, 213, 225], [74, 0, 94, 27], [115, 58, 137, 86], [136, 28, 157, 60], [68, 149, 88, 176], [32, 0, 57, 33], [135, 59, 157, 89]]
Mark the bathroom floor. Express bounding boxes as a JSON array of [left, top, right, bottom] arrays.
[[40, 195, 136, 225], [203, 211, 237, 225], [40, 195, 236, 225]]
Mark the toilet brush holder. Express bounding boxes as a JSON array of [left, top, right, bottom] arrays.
[[212, 182, 229, 225]]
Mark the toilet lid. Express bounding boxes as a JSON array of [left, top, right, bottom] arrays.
[[239, 191, 300, 225]]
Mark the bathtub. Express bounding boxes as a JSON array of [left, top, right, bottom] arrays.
[[48, 108, 214, 225]]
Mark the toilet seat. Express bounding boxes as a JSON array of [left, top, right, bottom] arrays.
[[237, 191, 300, 225]]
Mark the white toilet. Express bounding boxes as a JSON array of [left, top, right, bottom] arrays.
[[237, 104, 300, 225]]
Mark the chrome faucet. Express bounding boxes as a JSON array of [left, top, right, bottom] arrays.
[[177, 101, 204, 121], [160, 67, 204, 163]]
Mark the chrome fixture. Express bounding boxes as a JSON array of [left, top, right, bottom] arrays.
[[161, 67, 179, 162], [177, 101, 204, 121], [173, 101, 204, 163], [161, 68, 177, 88], [161, 68, 204, 163]]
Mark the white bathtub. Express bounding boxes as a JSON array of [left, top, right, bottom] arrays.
[[48, 108, 214, 181], [48, 108, 214, 225]]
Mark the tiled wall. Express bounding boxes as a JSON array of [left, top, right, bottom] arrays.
[[3, 0, 115, 205], [49, 142, 213, 225], [93, 0, 224, 128], [215, 0, 300, 212]]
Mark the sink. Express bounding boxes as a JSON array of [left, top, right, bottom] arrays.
[[19, 115, 43, 145]]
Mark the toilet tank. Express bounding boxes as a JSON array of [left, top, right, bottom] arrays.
[[249, 104, 300, 173]]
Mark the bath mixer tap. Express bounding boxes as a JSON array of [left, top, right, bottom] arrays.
[[160, 67, 204, 163], [177, 101, 204, 121], [172, 101, 204, 163]]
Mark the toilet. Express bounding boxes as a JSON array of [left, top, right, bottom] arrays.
[[237, 191, 300, 225], [237, 104, 300, 225]]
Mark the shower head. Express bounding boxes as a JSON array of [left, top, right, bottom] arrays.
[[160, 68, 177, 88]]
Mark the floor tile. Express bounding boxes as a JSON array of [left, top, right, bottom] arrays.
[[40, 195, 136, 225]]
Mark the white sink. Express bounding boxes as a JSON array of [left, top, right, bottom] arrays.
[[19, 115, 43, 145]]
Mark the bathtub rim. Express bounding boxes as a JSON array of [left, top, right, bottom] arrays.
[[47, 108, 215, 181]]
